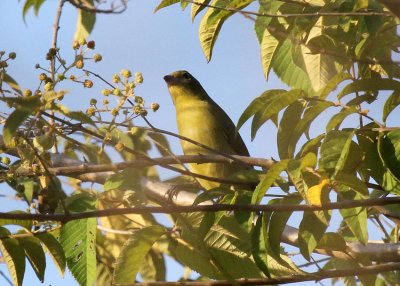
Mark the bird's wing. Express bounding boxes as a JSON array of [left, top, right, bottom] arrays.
[[213, 103, 250, 157]]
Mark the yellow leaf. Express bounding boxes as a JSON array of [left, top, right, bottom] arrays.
[[306, 178, 330, 206]]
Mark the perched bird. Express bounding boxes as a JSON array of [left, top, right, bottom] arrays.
[[164, 70, 251, 190]]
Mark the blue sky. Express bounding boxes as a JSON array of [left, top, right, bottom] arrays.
[[0, 0, 388, 285]]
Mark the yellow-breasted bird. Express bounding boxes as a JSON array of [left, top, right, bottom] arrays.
[[164, 70, 251, 190]]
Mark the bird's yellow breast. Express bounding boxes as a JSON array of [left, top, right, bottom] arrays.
[[174, 97, 238, 190]]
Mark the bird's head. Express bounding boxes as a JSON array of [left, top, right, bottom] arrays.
[[164, 71, 207, 103]]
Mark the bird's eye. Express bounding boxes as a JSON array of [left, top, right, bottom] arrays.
[[182, 72, 191, 80]]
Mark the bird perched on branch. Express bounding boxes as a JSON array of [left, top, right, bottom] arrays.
[[164, 70, 251, 190]]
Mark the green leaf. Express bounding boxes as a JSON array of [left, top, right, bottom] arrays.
[[272, 39, 313, 94], [296, 134, 325, 158], [199, 0, 252, 61], [319, 130, 361, 176], [3, 109, 32, 146], [254, 4, 283, 42], [339, 189, 368, 244], [104, 168, 141, 192], [36, 232, 66, 277], [317, 232, 346, 252], [334, 173, 368, 197], [251, 90, 304, 140], [383, 91, 400, 122], [287, 101, 333, 158], [298, 211, 329, 261], [0, 227, 25, 286], [22, 0, 46, 20], [180, 0, 189, 9], [113, 226, 165, 284], [139, 250, 166, 282], [268, 196, 303, 261], [74, 3, 96, 42], [237, 89, 286, 131], [60, 219, 97, 286], [252, 159, 289, 205], [325, 107, 358, 132], [154, 0, 179, 12], [191, 0, 210, 20], [378, 130, 400, 193], [357, 126, 385, 183], [2, 96, 42, 145], [260, 28, 280, 80], [338, 78, 400, 99], [251, 215, 269, 277], [300, 18, 339, 92], [1, 72, 22, 95], [278, 101, 305, 159], [169, 237, 219, 278], [18, 236, 46, 282], [318, 72, 352, 100], [56, 104, 96, 126], [333, 129, 357, 177]]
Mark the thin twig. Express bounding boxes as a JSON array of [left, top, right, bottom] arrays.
[[1, 196, 400, 222], [66, 0, 127, 14]]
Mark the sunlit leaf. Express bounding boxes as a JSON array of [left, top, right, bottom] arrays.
[[251, 90, 304, 140], [325, 106, 358, 132], [287, 101, 333, 158], [278, 101, 305, 159], [378, 130, 400, 194], [300, 18, 339, 92], [318, 72, 352, 100], [251, 215, 269, 277], [18, 236, 46, 282], [0, 227, 25, 286], [36, 232, 66, 277], [306, 177, 330, 206], [260, 28, 280, 80], [74, 1, 96, 42], [317, 232, 346, 252], [339, 189, 368, 244], [199, 0, 252, 61], [319, 130, 361, 177], [1, 72, 22, 95], [154, 0, 179, 12], [4, 109, 32, 146], [252, 159, 289, 205], [298, 211, 329, 261], [273, 39, 313, 94], [237, 89, 286, 131], [113, 225, 165, 283], [60, 218, 97, 286], [191, 0, 210, 20], [338, 78, 400, 99], [268, 196, 302, 261], [334, 173, 368, 197], [383, 91, 400, 122]]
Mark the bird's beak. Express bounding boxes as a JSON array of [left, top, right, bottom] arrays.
[[163, 75, 176, 86]]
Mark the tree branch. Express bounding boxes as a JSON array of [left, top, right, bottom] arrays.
[[113, 262, 400, 286], [184, 0, 392, 18]]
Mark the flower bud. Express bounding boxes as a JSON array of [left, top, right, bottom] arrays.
[[93, 53, 102, 62], [150, 102, 160, 112], [87, 40, 95, 49], [8, 52, 16, 59], [83, 79, 93, 88]]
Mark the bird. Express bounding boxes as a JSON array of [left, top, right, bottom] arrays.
[[163, 70, 251, 190]]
